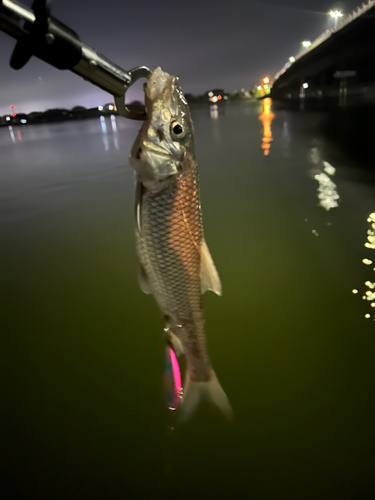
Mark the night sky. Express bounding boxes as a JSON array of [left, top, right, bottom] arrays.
[[0, 0, 360, 115]]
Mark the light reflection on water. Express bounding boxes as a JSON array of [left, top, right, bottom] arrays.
[[100, 115, 120, 151], [309, 145, 340, 211], [362, 212, 375, 320], [8, 125, 15, 144], [210, 104, 219, 120], [258, 97, 274, 156], [314, 163, 340, 211]]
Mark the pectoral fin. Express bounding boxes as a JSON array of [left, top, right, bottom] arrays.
[[200, 239, 222, 296], [138, 264, 152, 294], [134, 180, 145, 232]]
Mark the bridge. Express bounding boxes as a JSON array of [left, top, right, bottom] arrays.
[[270, 1, 375, 107]]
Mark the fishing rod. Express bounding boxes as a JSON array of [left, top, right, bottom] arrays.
[[0, 0, 151, 119]]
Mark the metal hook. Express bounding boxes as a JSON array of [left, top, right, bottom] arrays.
[[114, 66, 152, 120]]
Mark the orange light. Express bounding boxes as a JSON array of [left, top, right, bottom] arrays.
[[258, 98, 274, 157], [217, 95, 222, 100], [263, 77, 269, 84]]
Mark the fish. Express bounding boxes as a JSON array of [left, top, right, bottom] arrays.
[[129, 67, 232, 420]]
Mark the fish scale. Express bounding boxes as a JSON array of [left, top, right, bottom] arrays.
[[136, 157, 211, 380]]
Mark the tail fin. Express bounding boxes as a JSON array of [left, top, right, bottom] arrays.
[[179, 369, 233, 421]]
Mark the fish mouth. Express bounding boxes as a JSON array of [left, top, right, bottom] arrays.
[[146, 67, 173, 101]]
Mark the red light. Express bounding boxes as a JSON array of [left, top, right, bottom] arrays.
[[11, 105, 14, 110], [12, 113, 16, 117]]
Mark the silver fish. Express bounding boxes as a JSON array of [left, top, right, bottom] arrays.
[[130, 67, 232, 419]]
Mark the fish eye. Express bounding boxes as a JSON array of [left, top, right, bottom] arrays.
[[170, 121, 186, 140]]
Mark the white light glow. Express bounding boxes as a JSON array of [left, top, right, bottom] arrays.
[[302, 41, 311, 48], [303, 82, 309, 89], [314, 172, 339, 211], [100, 115, 107, 134], [98, 105, 103, 111], [8, 125, 15, 144], [289, 57, 295, 63], [323, 161, 336, 175], [20, 119, 27, 124], [362, 259, 373, 265], [329, 10, 343, 18], [110, 114, 117, 132], [210, 104, 218, 120]]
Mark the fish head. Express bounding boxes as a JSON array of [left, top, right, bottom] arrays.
[[130, 67, 194, 187]]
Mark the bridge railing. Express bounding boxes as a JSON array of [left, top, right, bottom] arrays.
[[273, 0, 375, 82]]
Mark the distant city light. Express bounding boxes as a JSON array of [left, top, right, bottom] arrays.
[[208, 91, 213, 97], [329, 10, 343, 18], [289, 56, 295, 63], [303, 82, 309, 89], [98, 105, 103, 111], [223, 95, 228, 100], [211, 96, 218, 103], [241, 88, 245, 92], [5, 116, 10, 121], [257, 86, 262, 90], [329, 9, 343, 27], [20, 119, 27, 123], [12, 113, 16, 117], [302, 41, 311, 48], [108, 105, 114, 110], [217, 95, 222, 100], [263, 77, 269, 84], [10, 105, 14, 110]]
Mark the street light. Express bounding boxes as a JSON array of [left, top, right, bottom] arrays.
[[329, 10, 343, 27], [263, 77, 269, 84], [301, 41, 311, 48], [289, 56, 295, 63]]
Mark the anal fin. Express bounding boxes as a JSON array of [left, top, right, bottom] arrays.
[[200, 239, 222, 296]]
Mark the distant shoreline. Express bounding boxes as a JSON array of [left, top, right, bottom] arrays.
[[0, 92, 257, 127]]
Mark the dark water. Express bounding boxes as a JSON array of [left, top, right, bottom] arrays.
[[2, 102, 375, 499]]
